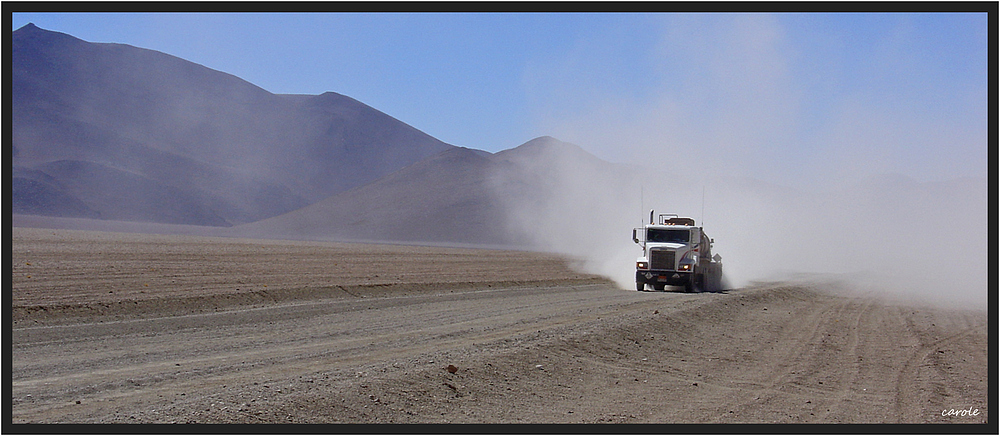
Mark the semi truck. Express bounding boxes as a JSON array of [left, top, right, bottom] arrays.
[[632, 210, 722, 292]]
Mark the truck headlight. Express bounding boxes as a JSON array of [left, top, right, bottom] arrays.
[[678, 251, 697, 271], [636, 261, 648, 270]]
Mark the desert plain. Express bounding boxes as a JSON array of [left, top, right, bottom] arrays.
[[10, 226, 989, 426]]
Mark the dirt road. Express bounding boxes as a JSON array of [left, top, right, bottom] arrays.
[[10, 228, 990, 425]]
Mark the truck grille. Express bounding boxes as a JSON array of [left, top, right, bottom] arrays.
[[650, 250, 675, 270]]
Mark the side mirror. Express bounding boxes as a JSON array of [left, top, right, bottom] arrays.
[[632, 228, 639, 244]]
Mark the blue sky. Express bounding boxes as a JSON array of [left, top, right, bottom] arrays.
[[10, 10, 990, 188]]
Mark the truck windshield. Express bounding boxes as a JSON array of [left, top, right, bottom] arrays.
[[646, 228, 689, 243]]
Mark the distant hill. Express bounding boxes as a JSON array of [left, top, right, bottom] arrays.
[[12, 23, 455, 226], [234, 136, 634, 247], [11, 23, 638, 247]]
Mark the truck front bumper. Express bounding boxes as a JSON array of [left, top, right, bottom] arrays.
[[636, 270, 693, 286]]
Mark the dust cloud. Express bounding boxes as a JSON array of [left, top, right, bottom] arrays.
[[503, 14, 988, 310], [495, 150, 988, 310]]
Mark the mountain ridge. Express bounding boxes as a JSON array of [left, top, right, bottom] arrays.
[[12, 23, 626, 248], [12, 23, 456, 226]]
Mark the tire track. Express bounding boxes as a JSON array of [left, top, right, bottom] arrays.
[[12, 283, 675, 422], [893, 316, 987, 423]]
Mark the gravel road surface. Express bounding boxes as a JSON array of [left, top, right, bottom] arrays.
[[11, 228, 989, 425]]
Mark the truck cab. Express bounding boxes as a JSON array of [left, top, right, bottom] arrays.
[[632, 211, 722, 292]]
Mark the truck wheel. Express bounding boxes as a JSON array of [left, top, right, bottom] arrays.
[[653, 284, 665, 291], [636, 282, 645, 292]]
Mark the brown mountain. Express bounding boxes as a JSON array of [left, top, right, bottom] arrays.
[[12, 23, 455, 226], [233, 136, 636, 247]]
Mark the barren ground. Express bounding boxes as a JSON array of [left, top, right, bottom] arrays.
[[11, 227, 990, 427]]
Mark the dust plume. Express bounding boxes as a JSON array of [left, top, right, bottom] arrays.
[[503, 14, 988, 309], [493, 149, 987, 310]]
